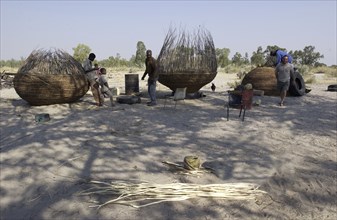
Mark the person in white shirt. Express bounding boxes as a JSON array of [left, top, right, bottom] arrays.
[[97, 68, 114, 107], [83, 53, 102, 106]]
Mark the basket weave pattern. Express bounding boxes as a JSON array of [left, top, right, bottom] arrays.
[[14, 72, 89, 106], [159, 72, 216, 93], [157, 27, 217, 93], [13, 49, 89, 106], [242, 67, 279, 96]]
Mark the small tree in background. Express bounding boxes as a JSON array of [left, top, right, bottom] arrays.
[[72, 43, 91, 63], [251, 46, 265, 67], [264, 45, 287, 55], [134, 41, 146, 67], [243, 52, 250, 65], [216, 48, 231, 68], [232, 52, 243, 66], [290, 46, 324, 66]]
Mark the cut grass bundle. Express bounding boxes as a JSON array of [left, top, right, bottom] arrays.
[[81, 180, 266, 209], [162, 160, 216, 176]]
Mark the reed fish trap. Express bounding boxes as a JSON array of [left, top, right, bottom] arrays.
[[14, 49, 89, 106], [157, 26, 218, 93]]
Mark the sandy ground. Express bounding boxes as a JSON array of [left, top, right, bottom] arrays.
[[0, 72, 336, 220]]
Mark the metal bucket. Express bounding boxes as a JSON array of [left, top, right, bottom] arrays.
[[125, 74, 139, 95]]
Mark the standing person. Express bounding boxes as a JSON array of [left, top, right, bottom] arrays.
[[141, 50, 158, 106], [270, 49, 293, 66], [83, 53, 102, 106], [97, 68, 115, 107], [275, 55, 295, 106]]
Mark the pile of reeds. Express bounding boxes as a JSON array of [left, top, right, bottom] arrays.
[[14, 49, 89, 105], [81, 180, 266, 209], [157, 26, 217, 93]]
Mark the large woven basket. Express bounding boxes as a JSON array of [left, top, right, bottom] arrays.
[[157, 27, 217, 94], [159, 72, 216, 94], [13, 49, 89, 106], [14, 72, 89, 106], [241, 67, 279, 96]]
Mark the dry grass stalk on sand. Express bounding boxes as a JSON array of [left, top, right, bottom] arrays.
[[13, 49, 89, 105], [162, 160, 216, 176], [80, 180, 266, 209]]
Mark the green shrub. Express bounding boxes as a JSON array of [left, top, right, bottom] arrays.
[[218, 64, 253, 74], [227, 80, 242, 89], [304, 75, 316, 84], [296, 65, 311, 77], [312, 66, 337, 78]]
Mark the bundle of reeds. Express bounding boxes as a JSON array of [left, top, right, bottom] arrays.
[[157, 26, 217, 93], [14, 49, 89, 106], [81, 180, 266, 209]]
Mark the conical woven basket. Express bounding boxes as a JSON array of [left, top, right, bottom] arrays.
[[157, 27, 217, 93], [14, 73, 89, 106], [13, 49, 89, 106]]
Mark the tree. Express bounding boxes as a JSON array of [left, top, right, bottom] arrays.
[[243, 52, 250, 65], [99, 56, 115, 67], [73, 43, 91, 63], [215, 48, 231, 67], [134, 41, 146, 67], [264, 45, 287, 56], [231, 52, 243, 66], [292, 46, 324, 66], [251, 46, 265, 67]]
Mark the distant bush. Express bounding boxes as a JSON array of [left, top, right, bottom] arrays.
[[227, 80, 242, 89], [218, 64, 254, 74], [296, 65, 311, 77], [311, 66, 337, 78], [304, 75, 316, 84], [106, 67, 142, 73], [0, 67, 18, 74]]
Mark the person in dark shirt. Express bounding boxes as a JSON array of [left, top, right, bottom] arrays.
[[270, 49, 293, 66], [141, 50, 158, 106]]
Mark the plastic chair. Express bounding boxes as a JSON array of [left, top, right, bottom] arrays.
[[226, 89, 253, 121], [164, 87, 187, 109]]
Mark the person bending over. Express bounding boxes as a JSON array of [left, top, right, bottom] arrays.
[[270, 49, 293, 66]]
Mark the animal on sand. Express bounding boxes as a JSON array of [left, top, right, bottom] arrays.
[[211, 83, 216, 92]]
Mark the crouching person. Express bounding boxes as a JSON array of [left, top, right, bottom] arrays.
[[98, 68, 115, 107]]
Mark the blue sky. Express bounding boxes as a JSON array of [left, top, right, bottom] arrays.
[[1, 0, 336, 65]]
